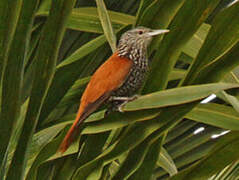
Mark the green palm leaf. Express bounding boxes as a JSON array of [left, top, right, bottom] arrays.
[[1, 0, 239, 180]]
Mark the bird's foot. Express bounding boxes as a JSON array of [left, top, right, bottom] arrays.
[[114, 95, 139, 112], [106, 95, 139, 114], [110, 95, 139, 102], [117, 102, 127, 112]]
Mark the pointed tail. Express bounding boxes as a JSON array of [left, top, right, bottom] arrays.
[[58, 92, 110, 154], [58, 107, 85, 154]]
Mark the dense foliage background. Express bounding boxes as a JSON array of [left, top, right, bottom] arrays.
[[1, 0, 239, 179]]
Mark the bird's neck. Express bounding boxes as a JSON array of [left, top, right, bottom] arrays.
[[117, 43, 148, 68]]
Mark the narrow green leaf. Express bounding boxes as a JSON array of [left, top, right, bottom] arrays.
[[144, 0, 220, 93], [80, 133, 111, 164], [83, 110, 159, 134], [0, 0, 22, 90], [56, 76, 90, 108], [210, 161, 239, 180], [182, 1, 239, 85], [37, 8, 135, 33], [26, 129, 67, 180], [25, 123, 67, 176], [22, 111, 159, 163], [53, 154, 78, 180], [99, 164, 111, 180], [167, 127, 222, 160], [19, 109, 158, 152], [137, 0, 185, 51], [155, 139, 215, 178], [6, 0, 76, 179], [231, 66, 239, 82], [72, 159, 104, 180], [57, 35, 106, 68], [5, 99, 29, 177], [154, 77, 239, 176], [168, 69, 186, 81], [154, 13, 239, 177], [72, 117, 180, 180], [128, 137, 164, 180], [72, 123, 155, 179], [135, 0, 154, 26], [182, 23, 211, 59], [222, 74, 239, 85], [24, 24, 42, 67], [157, 147, 178, 176], [69, 8, 134, 32], [124, 83, 239, 111], [178, 52, 193, 64], [38, 0, 52, 13], [85, 160, 105, 180], [22, 27, 42, 102], [71, 132, 110, 179], [220, 91, 239, 113], [165, 121, 197, 143], [136, 103, 222, 178], [0, 0, 22, 174], [186, 103, 239, 130], [137, 0, 185, 28], [77, 8, 134, 26], [96, 0, 117, 52], [170, 132, 239, 180], [194, 41, 239, 84], [0, 0, 37, 177], [74, 89, 238, 179], [111, 137, 153, 180], [151, 4, 239, 170]]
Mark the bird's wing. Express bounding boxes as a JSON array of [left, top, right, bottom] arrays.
[[59, 52, 133, 153], [80, 52, 133, 114]]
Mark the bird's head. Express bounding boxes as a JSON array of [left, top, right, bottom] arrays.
[[118, 27, 169, 58]]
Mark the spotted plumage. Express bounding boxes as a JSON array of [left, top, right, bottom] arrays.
[[107, 27, 152, 112], [59, 27, 169, 153]]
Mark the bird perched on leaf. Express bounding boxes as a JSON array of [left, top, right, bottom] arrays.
[[59, 27, 169, 153]]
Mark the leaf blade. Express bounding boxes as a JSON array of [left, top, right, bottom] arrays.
[[96, 0, 117, 52], [6, 0, 76, 179], [170, 132, 239, 180], [124, 83, 239, 111], [186, 103, 239, 130]]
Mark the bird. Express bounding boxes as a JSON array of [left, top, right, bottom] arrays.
[[59, 27, 169, 153]]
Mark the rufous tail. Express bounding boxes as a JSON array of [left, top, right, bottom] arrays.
[[58, 108, 84, 154]]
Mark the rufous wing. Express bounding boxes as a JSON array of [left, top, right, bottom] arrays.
[[59, 52, 133, 153]]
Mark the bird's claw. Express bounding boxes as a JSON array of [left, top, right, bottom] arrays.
[[130, 94, 139, 101], [116, 95, 139, 112], [117, 102, 127, 112], [110, 95, 139, 102]]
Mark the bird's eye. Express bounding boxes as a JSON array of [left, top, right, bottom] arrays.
[[138, 30, 143, 35]]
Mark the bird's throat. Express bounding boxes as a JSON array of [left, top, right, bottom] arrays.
[[118, 43, 148, 69]]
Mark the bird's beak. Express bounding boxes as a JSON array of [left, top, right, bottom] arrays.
[[146, 29, 170, 36]]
